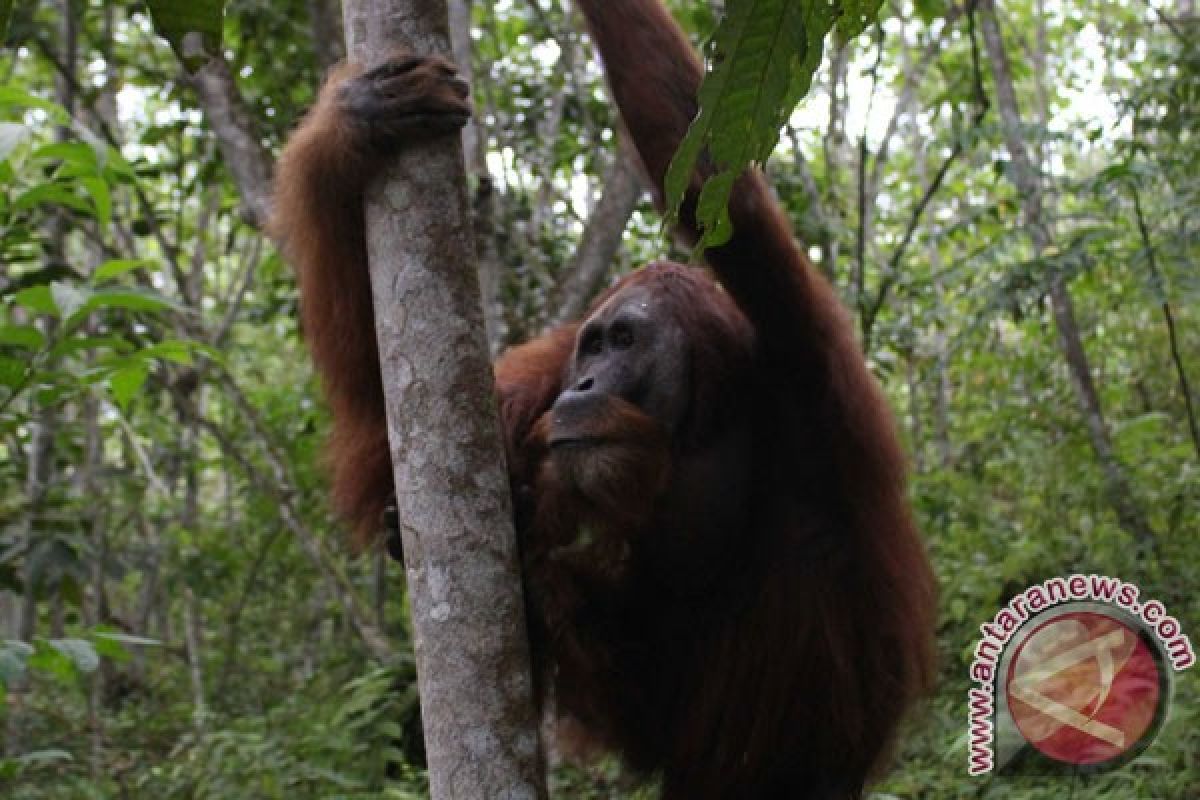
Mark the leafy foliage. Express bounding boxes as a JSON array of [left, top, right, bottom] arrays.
[[665, 0, 878, 249], [0, 0, 1196, 797]]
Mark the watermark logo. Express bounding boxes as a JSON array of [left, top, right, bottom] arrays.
[[967, 575, 1192, 776]]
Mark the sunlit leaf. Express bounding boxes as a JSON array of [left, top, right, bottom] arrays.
[[109, 363, 149, 411], [77, 288, 179, 317], [13, 285, 56, 315], [13, 183, 94, 216], [92, 258, 156, 283], [139, 339, 196, 365], [0, 324, 44, 349], [93, 631, 161, 648], [80, 174, 112, 229]]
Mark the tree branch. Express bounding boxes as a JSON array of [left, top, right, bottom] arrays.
[[188, 56, 274, 228]]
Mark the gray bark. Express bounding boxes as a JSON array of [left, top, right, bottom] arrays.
[[189, 56, 273, 228], [911, 116, 953, 468], [342, 2, 547, 797], [979, 0, 1157, 549]]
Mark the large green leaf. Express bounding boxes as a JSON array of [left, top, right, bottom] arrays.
[[665, 0, 876, 250], [145, 0, 226, 71]]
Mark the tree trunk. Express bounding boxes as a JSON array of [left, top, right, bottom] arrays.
[[978, 0, 1157, 550], [189, 56, 274, 228], [341, 2, 547, 797]]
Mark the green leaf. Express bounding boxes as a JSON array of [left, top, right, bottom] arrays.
[[91, 629, 160, 663], [139, 339, 196, 365], [31, 141, 99, 171], [836, 0, 884, 41], [145, 0, 226, 71], [93, 631, 161, 648], [913, 0, 947, 24], [77, 288, 179, 317], [0, 357, 24, 388], [0, 0, 10, 40], [80, 174, 112, 229], [49, 334, 134, 359], [108, 363, 148, 411], [92, 258, 156, 283], [664, 0, 842, 251], [0, 88, 69, 122], [0, 122, 27, 162], [28, 642, 73, 681], [694, 171, 738, 247], [13, 183, 94, 217], [0, 324, 44, 349], [12, 285, 56, 315]]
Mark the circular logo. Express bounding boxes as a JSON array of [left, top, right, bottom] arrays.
[[1004, 609, 1166, 767]]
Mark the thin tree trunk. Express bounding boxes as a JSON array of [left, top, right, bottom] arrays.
[[1130, 186, 1200, 459], [341, 2, 547, 797], [978, 0, 1157, 550], [907, 356, 925, 474], [188, 56, 273, 228], [80, 392, 106, 776], [182, 587, 207, 732], [82, 14, 116, 749], [5, 410, 51, 758], [912, 119, 954, 467], [131, 511, 161, 684]]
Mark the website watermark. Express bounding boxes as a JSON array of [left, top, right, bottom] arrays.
[[967, 574, 1193, 776]]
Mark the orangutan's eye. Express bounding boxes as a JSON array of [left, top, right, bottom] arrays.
[[581, 330, 603, 357], [610, 323, 634, 350]]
